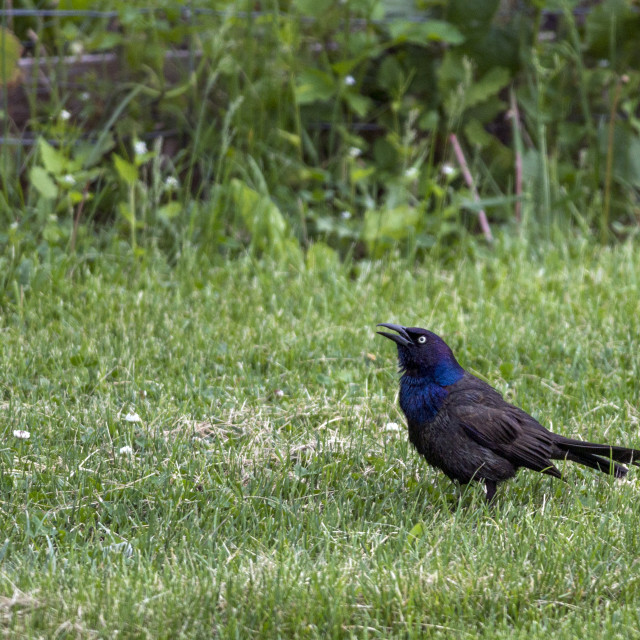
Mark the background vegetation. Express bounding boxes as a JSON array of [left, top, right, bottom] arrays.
[[2, 0, 640, 279], [2, 0, 640, 637]]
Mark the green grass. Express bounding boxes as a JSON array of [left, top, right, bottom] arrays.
[[2, 239, 640, 638]]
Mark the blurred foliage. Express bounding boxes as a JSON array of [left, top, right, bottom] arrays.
[[1, 0, 640, 275]]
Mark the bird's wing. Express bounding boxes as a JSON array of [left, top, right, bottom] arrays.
[[450, 401, 562, 478]]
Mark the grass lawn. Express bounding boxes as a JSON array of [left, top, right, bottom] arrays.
[[2, 239, 640, 638]]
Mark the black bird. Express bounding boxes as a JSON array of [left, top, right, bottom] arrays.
[[377, 323, 640, 502]]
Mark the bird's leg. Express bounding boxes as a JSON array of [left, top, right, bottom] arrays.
[[485, 480, 497, 503]]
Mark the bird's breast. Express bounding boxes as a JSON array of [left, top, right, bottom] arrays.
[[399, 377, 448, 424]]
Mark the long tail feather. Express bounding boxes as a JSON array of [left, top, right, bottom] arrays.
[[559, 438, 640, 466], [564, 452, 628, 478]]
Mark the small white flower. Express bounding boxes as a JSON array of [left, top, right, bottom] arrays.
[[348, 147, 362, 158], [80, 92, 90, 101], [340, 210, 351, 220], [13, 430, 30, 439], [441, 163, 456, 176], [133, 140, 148, 156], [61, 174, 76, 185], [384, 422, 401, 432], [119, 445, 133, 455], [60, 109, 71, 121], [124, 412, 141, 422], [404, 167, 419, 180], [70, 41, 84, 56], [344, 75, 356, 86], [164, 176, 179, 190], [274, 389, 284, 398]]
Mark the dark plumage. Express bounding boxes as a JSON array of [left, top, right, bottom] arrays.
[[377, 323, 640, 502]]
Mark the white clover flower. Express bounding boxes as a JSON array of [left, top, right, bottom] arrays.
[[70, 41, 84, 56], [60, 109, 71, 121], [61, 174, 76, 185], [133, 140, 148, 156], [384, 422, 401, 432], [441, 163, 456, 176], [124, 411, 141, 423], [405, 167, 419, 180], [340, 210, 351, 220], [13, 430, 30, 439], [348, 147, 362, 158], [164, 176, 179, 190], [344, 75, 356, 86], [119, 445, 133, 455]]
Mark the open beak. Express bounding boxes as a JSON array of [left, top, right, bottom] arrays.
[[376, 323, 411, 347]]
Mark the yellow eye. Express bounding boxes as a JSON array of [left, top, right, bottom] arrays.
[[417, 336, 427, 344]]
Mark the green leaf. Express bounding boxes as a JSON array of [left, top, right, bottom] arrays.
[[389, 20, 465, 46], [418, 110, 439, 131], [602, 126, 640, 189], [17, 258, 32, 287], [0, 27, 22, 85], [350, 166, 375, 183], [29, 167, 58, 200], [39, 139, 67, 175], [447, 0, 500, 31], [377, 56, 405, 93], [230, 179, 289, 258], [343, 92, 371, 118], [76, 136, 115, 169], [158, 202, 182, 220], [586, 0, 640, 57], [305, 242, 340, 271], [331, 60, 357, 77], [463, 67, 511, 109], [462, 194, 522, 210], [292, 0, 333, 19], [276, 129, 301, 149], [463, 119, 494, 148], [113, 154, 138, 186], [295, 69, 336, 105], [405, 522, 425, 549], [363, 206, 420, 255], [117, 201, 134, 224]]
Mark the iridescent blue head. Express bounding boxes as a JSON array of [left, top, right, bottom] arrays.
[[376, 323, 464, 386]]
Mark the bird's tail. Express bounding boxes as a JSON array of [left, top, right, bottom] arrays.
[[557, 437, 640, 479]]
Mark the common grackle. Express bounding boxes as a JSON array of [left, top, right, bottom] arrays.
[[377, 323, 640, 502]]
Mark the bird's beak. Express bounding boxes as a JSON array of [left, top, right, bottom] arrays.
[[376, 323, 411, 347]]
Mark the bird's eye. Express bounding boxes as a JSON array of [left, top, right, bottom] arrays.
[[417, 336, 427, 344]]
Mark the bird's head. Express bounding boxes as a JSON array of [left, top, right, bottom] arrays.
[[376, 323, 464, 385]]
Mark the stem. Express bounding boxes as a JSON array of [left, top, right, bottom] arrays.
[[509, 88, 523, 224], [70, 181, 90, 253], [130, 185, 136, 250], [603, 75, 626, 243], [449, 134, 493, 243]]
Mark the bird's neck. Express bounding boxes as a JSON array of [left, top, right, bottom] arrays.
[[401, 359, 465, 386], [399, 374, 454, 423]]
